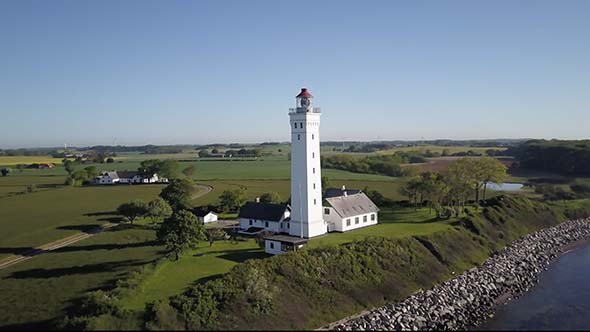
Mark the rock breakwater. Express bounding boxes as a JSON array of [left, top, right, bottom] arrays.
[[333, 217, 590, 331]]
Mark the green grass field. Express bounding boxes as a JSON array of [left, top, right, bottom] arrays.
[[0, 225, 164, 329], [119, 239, 265, 311]]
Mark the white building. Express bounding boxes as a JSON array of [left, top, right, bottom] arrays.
[[191, 208, 219, 224], [95, 171, 120, 184], [238, 202, 291, 234], [94, 171, 167, 185], [323, 187, 380, 232]]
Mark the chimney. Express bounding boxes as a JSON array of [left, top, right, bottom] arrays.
[[255, 197, 260, 203]]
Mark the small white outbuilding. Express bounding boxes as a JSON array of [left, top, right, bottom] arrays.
[[191, 208, 219, 223]]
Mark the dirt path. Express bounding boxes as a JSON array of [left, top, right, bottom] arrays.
[[191, 184, 213, 200], [0, 223, 116, 271]]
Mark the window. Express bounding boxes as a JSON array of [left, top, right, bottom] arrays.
[[287, 223, 290, 229], [346, 219, 351, 226], [301, 122, 304, 128], [314, 198, 317, 205], [312, 152, 315, 158], [313, 183, 316, 189], [363, 215, 367, 223], [270, 242, 274, 249], [324, 208, 330, 214], [312, 134, 314, 140], [355, 217, 359, 224], [298, 134, 300, 140], [249, 220, 253, 226], [265, 221, 269, 227], [371, 214, 376, 221], [293, 123, 297, 129], [313, 168, 315, 174]]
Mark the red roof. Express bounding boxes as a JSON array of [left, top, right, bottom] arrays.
[[296, 88, 313, 98]]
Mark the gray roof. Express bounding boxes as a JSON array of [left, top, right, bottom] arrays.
[[324, 187, 361, 199], [238, 202, 288, 222], [264, 234, 308, 245], [102, 171, 119, 179], [325, 192, 379, 219], [118, 170, 140, 179]]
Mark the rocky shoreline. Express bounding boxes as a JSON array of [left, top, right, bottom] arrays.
[[331, 217, 590, 331]]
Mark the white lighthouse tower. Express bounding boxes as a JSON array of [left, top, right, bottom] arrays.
[[289, 88, 326, 238]]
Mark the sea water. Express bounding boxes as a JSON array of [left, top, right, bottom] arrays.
[[478, 243, 590, 330]]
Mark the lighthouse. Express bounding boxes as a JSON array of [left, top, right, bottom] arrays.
[[288, 88, 327, 238]]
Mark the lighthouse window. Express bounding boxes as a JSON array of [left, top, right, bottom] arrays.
[[298, 134, 300, 140], [293, 123, 296, 129], [312, 134, 314, 140], [313, 168, 315, 174], [314, 199, 317, 205], [312, 152, 315, 158], [313, 183, 316, 189]]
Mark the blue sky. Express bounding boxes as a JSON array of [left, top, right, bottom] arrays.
[[1, 0, 589, 148]]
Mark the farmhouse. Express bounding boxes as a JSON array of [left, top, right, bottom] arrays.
[[94, 171, 168, 185], [236, 88, 379, 255], [118, 171, 161, 184], [191, 208, 219, 223], [95, 171, 119, 184]]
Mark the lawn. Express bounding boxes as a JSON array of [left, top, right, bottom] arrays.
[[119, 239, 265, 311], [308, 207, 456, 248], [116, 206, 456, 313], [0, 225, 165, 329]]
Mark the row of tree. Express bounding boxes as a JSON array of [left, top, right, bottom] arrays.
[[399, 157, 508, 218], [507, 139, 590, 176]]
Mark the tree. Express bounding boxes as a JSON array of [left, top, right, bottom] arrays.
[[198, 150, 210, 158], [1, 168, 9, 176], [106, 157, 115, 163], [321, 176, 330, 190], [159, 179, 194, 211], [157, 210, 206, 260], [63, 159, 75, 175], [479, 157, 508, 200], [117, 200, 149, 224], [182, 165, 196, 178], [218, 188, 247, 213], [146, 198, 173, 224], [160, 159, 180, 179], [259, 192, 281, 204], [206, 228, 226, 247]]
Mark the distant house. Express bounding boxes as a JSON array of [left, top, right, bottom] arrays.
[[94, 171, 167, 185], [118, 171, 160, 184], [191, 208, 219, 223], [27, 163, 56, 169], [323, 187, 380, 232], [238, 201, 291, 235], [95, 171, 120, 185]]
